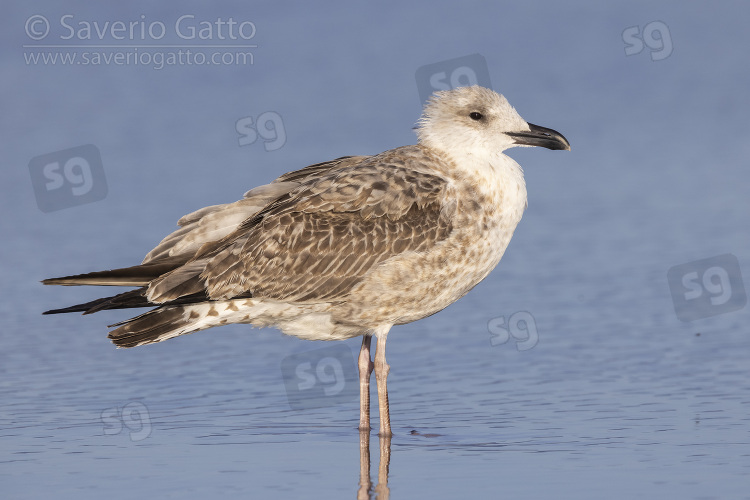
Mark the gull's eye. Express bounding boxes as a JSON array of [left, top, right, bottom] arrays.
[[469, 112, 483, 121]]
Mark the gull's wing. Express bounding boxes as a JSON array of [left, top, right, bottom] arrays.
[[142, 156, 367, 264], [41, 157, 366, 291], [146, 146, 455, 304]]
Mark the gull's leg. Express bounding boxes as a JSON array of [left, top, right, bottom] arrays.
[[373, 326, 393, 437], [358, 335, 374, 432]]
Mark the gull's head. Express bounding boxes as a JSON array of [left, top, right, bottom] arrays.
[[416, 86, 570, 159]]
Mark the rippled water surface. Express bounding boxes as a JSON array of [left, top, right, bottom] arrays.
[[4, 260, 749, 499]]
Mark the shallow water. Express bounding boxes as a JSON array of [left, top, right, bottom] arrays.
[[3, 2, 750, 499], [4, 263, 750, 499]]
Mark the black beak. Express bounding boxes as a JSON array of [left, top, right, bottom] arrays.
[[507, 123, 571, 151]]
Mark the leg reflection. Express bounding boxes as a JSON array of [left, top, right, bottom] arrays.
[[375, 434, 391, 499], [357, 430, 371, 500], [357, 430, 392, 499]]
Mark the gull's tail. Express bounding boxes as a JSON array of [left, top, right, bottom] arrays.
[[45, 296, 242, 348], [106, 300, 255, 348], [107, 306, 200, 348], [42, 262, 253, 348]]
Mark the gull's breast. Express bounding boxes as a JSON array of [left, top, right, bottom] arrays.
[[333, 162, 528, 327]]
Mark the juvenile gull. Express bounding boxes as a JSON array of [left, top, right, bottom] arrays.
[[43, 86, 570, 436]]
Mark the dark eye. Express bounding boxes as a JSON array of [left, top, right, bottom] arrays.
[[469, 112, 483, 121]]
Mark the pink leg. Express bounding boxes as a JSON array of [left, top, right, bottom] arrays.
[[358, 335, 374, 431], [373, 327, 392, 437]]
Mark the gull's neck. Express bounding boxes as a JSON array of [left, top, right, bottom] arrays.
[[430, 141, 526, 192], [437, 145, 529, 223]]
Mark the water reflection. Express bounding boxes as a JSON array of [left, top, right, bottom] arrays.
[[357, 430, 391, 499]]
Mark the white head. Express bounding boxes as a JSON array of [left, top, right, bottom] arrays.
[[416, 86, 570, 159]]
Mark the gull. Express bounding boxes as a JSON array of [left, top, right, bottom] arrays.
[[43, 86, 570, 436]]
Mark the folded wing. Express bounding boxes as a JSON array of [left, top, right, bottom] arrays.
[[147, 147, 454, 305]]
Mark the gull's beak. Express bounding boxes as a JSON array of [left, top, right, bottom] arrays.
[[507, 123, 571, 151]]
